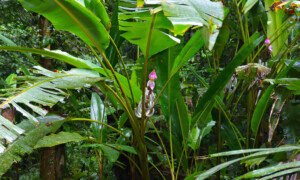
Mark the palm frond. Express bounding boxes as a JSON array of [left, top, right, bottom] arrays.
[[0, 66, 108, 148]]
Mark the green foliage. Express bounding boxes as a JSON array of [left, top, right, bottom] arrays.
[[0, 0, 299, 179], [34, 132, 86, 148], [119, 8, 179, 57], [0, 115, 65, 176], [18, 0, 110, 51], [90, 92, 107, 142], [78, 143, 120, 162], [0, 0, 40, 78], [0, 66, 107, 150], [83, 0, 111, 30], [161, 0, 224, 35], [192, 33, 263, 128], [190, 145, 300, 180]]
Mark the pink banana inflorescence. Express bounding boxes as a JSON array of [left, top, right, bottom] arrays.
[[264, 38, 273, 53], [135, 70, 157, 118]]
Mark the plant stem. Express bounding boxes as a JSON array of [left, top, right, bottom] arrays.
[[108, 35, 135, 107], [235, 0, 246, 43]]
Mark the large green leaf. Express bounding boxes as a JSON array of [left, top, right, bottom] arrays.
[[119, 9, 180, 57], [0, 66, 105, 145], [173, 96, 190, 144], [251, 85, 274, 136], [187, 126, 201, 150], [0, 115, 65, 177], [83, 0, 111, 30], [155, 46, 181, 123], [90, 92, 107, 142], [34, 132, 86, 149], [18, 0, 110, 51], [162, 0, 224, 26], [192, 33, 263, 129], [161, 0, 224, 44]]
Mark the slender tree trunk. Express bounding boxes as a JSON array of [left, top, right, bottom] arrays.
[[38, 16, 51, 69], [38, 16, 65, 180], [40, 147, 56, 180], [39, 145, 65, 180], [39, 16, 55, 180]]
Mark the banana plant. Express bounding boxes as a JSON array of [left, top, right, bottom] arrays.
[[0, 0, 226, 178], [2, 0, 298, 179]]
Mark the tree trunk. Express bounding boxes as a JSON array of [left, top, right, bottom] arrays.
[[38, 16, 65, 180], [38, 16, 52, 69], [40, 147, 55, 180], [40, 145, 65, 180]]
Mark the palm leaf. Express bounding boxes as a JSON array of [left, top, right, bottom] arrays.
[[0, 66, 107, 146]]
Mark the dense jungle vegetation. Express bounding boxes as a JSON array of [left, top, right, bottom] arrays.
[[0, 0, 299, 179]]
